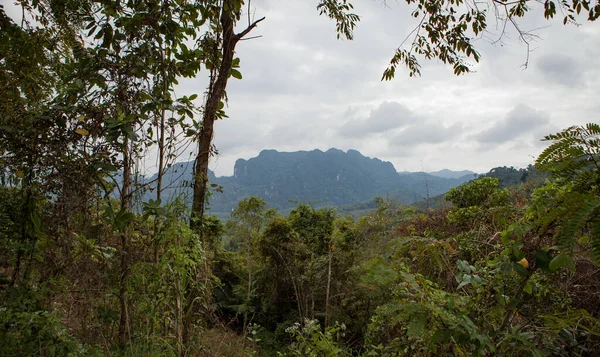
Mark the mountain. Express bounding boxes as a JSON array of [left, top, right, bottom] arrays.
[[428, 169, 476, 179], [145, 148, 474, 215]]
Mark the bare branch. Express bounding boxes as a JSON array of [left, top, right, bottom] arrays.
[[239, 35, 263, 41], [236, 16, 266, 40]]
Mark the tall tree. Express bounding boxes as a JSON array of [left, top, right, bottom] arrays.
[[191, 1, 264, 230], [190, 0, 360, 229], [228, 197, 270, 336]]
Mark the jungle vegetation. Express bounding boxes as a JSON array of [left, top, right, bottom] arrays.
[[1, 0, 599, 356]]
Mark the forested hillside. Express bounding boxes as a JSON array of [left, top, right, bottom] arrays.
[[2, 0, 599, 356], [144, 148, 474, 215]]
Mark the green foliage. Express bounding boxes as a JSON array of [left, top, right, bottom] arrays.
[[445, 177, 510, 225], [445, 177, 508, 209], [0, 285, 82, 357], [279, 319, 349, 357], [531, 124, 600, 266], [317, 1, 360, 40], [483, 165, 545, 188], [364, 264, 494, 356], [2, 0, 600, 353], [536, 123, 600, 193]]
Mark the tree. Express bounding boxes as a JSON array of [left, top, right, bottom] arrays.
[[379, 0, 600, 78], [2, 0, 208, 349], [190, 0, 359, 229], [190, 1, 264, 230], [227, 196, 271, 336]]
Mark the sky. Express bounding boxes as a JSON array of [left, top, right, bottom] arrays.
[[6, 1, 600, 176], [202, 0, 599, 176]]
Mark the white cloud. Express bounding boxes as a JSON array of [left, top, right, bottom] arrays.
[[474, 104, 553, 146]]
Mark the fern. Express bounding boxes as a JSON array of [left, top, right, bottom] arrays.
[[555, 197, 600, 257], [591, 219, 600, 265], [533, 124, 600, 267], [536, 124, 600, 183]]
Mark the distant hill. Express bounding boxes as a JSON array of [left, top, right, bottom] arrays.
[[428, 169, 476, 179], [481, 165, 546, 188], [144, 148, 474, 215], [411, 165, 548, 211]]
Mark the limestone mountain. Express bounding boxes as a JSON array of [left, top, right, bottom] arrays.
[[145, 148, 474, 215]]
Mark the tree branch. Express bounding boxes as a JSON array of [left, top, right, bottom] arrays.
[[236, 16, 266, 40]]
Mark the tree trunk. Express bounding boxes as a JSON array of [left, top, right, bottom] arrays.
[[325, 244, 333, 327], [191, 6, 235, 230], [118, 136, 132, 348], [175, 275, 184, 356], [154, 44, 167, 265], [190, 3, 265, 231], [187, 3, 264, 344], [243, 238, 252, 337]]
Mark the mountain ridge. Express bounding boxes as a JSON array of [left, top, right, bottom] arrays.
[[146, 148, 475, 214]]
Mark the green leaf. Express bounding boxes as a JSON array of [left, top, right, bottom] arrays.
[[407, 312, 426, 338], [116, 212, 135, 231], [535, 250, 552, 272], [578, 235, 590, 244], [103, 205, 115, 220], [513, 262, 529, 276], [93, 162, 117, 172], [230, 69, 242, 79], [431, 329, 443, 343], [523, 280, 533, 294], [500, 262, 513, 274], [549, 254, 575, 271]]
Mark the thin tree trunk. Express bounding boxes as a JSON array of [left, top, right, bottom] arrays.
[[175, 273, 184, 356], [311, 291, 315, 320], [325, 244, 333, 327], [11, 150, 35, 287], [244, 238, 252, 337], [154, 44, 167, 264], [274, 247, 303, 320], [118, 136, 132, 348]]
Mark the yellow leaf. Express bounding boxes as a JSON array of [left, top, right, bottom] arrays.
[[76, 115, 85, 122], [75, 128, 89, 136], [517, 258, 529, 269], [578, 235, 590, 244], [16, 170, 24, 178]]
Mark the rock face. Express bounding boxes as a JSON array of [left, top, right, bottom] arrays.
[[145, 148, 474, 214]]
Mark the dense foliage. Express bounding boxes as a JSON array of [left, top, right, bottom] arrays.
[[4, 124, 600, 356], [2, 0, 599, 356]]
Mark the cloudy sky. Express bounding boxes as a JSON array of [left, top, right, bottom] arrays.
[[198, 0, 599, 176], [7, 1, 599, 176]]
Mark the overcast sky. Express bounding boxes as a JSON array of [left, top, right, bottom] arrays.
[[7, 1, 599, 176], [201, 0, 599, 176]]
